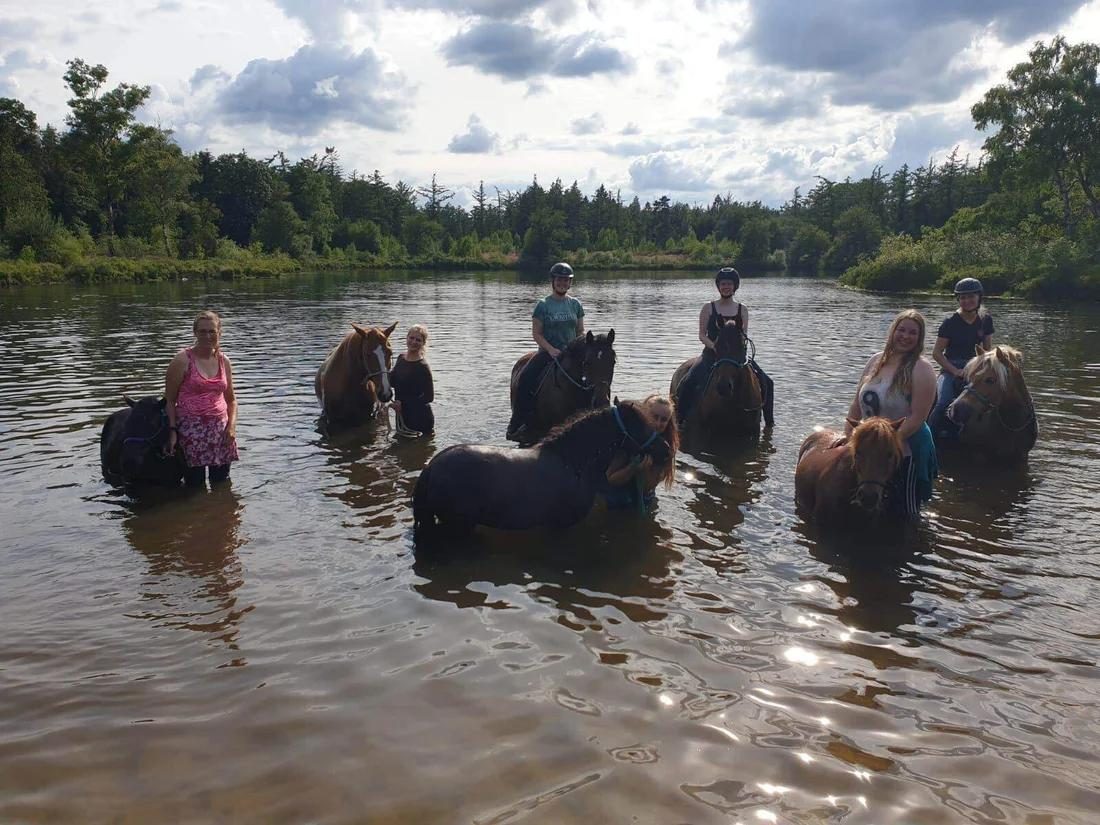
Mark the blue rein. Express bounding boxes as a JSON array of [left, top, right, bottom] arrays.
[[612, 404, 659, 452]]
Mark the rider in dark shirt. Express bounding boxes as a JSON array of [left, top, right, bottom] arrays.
[[929, 277, 994, 440]]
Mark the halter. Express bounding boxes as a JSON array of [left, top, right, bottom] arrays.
[[123, 410, 168, 446], [957, 383, 1037, 433], [612, 403, 659, 453]]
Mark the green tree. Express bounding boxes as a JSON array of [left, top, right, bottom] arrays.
[[822, 206, 883, 275], [787, 224, 831, 275], [972, 36, 1100, 234], [0, 99, 50, 245], [252, 201, 309, 255], [61, 59, 150, 240], [124, 126, 196, 255], [520, 206, 567, 267], [737, 217, 772, 268]]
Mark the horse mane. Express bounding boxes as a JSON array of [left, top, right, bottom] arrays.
[[963, 345, 1023, 391], [539, 400, 650, 459], [847, 417, 902, 463]]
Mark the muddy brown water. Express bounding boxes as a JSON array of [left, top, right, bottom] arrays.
[[1, 272, 1098, 824]]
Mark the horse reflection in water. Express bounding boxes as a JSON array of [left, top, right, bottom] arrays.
[[315, 322, 397, 429], [122, 486, 247, 651], [795, 417, 905, 527], [948, 344, 1037, 462], [413, 400, 660, 535]]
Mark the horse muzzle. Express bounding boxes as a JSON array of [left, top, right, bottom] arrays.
[[853, 483, 886, 512], [947, 400, 971, 425]]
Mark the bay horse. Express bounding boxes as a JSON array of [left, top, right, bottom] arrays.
[[947, 344, 1037, 462], [413, 399, 662, 535], [670, 318, 762, 439], [101, 395, 185, 486], [508, 330, 617, 445], [315, 322, 397, 428], [795, 417, 905, 526]]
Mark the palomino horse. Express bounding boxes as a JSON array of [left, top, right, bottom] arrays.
[[670, 318, 762, 439], [101, 395, 185, 486], [947, 344, 1037, 461], [413, 399, 661, 534], [795, 417, 905, 525], [508, 330, 617, 445], [315, 322, 397, 427]]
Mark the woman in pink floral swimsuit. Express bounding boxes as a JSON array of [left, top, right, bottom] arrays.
[[165, 310, 239, 486]]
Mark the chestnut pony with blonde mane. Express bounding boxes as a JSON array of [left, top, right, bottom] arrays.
[[947, 344, 1036, 461], [315, 322, 397, 427], [795, 417, 905, 525]]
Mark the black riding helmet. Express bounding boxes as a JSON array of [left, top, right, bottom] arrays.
[[549, 262, 575, 280], [715, 266, 740, 289], [954, 277, 983, 295]]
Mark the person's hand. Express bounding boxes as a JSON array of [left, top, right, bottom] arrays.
[[638, 455, 654, 473], [548, 346, 561, 359], [165, 430, 178, 457], [223, 426, 236, 446], [391, 400, 402, 413]]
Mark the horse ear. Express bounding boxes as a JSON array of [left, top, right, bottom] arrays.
[[124, 395, 136, 408], [890, 417, 906, 430], [158, 398, 168, 410], [607, 328, 615, 344], [384, 321, 398, 338], [585, 330, 594, 344], [975, 341, 987, 356], [352, 323, 369, 337], [845, 416, 860, 431], [613, 395, 620, 405]]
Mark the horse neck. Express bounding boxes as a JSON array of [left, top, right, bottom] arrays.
[[541, 411, 622, 476]]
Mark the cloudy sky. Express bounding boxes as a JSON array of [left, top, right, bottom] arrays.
[[2, 0, 1098, 208]]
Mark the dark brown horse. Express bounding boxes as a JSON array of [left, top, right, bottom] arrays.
[[795, 417, 905, 525], [413, 399, 660, 535], [101, 395, 185, 486], [670, 318, 762, 439], [508, 330, 617, 445], [315, 322, 397, 427], [947, 344, 1037, 462]]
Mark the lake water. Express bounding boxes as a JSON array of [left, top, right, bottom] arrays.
[[2, 271, 1099, 824]]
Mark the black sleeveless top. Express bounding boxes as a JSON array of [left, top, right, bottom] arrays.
[[706, 301, 743, 343]]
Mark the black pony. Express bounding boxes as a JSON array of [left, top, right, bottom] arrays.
[[101, 396, 185, 486], [414, 399, 663, 535]]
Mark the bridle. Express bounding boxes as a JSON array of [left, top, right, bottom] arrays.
[[956, 382, 1037, 433], [553, 347, 613, 408], [359, 337, 391, 399], [123, 409, 169, 448], [702, 331, 762, 412], [612, 403, 659, 453]]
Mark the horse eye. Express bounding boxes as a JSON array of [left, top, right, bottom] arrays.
[[984, 377, 994, 384]]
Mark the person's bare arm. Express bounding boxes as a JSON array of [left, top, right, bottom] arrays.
[[698, 304, 713, 350], [532, 318, 560, 358], [164, 351, 188, 453], [898, 358, 936, 441], [222, 355, 237, 442], [932, 336, 960, 376]]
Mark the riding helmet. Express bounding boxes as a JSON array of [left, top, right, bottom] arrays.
[[953, 277, 983, 295], [549, 262, 574, 279], [715, 266, 740, 289]]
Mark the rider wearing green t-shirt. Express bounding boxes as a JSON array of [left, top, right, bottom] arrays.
[[506, 262, 585, 441]]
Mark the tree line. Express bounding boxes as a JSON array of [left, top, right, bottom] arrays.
[[1, 38, 1097, 296]]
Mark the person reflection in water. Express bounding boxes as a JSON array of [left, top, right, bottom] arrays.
[[603, 394, 679, 513], [123, 486, 246, 648], [845, 309, 938, 519]]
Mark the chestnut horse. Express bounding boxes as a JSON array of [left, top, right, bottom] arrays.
[[508, 330, 617, 445], [947, 344, 1037, 462], [315, 322, 397, 427], [795, 417, 905, 525], [413, 399, 661, 535], [670, 318, 762, 439]]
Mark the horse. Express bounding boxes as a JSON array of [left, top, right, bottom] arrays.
[[315, 321, 397, 428], [794, 417, 905, 526], [413, 399, 662, 535], [670, 317, 762, 439], [101, 396, 185, 486], [947, 344, 1037, 462], [508, 330, 617, 445]]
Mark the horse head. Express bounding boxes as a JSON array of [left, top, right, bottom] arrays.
[[710, 318, 751, 400], [119, 396, 171, 477], [351, 321, 397, 404], [844, 416, 904, 512], [948, 345, 1031, 433], [563, 329, 616, 407]]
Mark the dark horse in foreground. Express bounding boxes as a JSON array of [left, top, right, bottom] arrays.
[[947, 344, 1037, 462], [670, 317, 762, 441], [508, 330, 616, 445], [413, 399, 662, 535], [795, 417, 905, 527], [315, 321, 397, 428], [101, 396, 185, 486]]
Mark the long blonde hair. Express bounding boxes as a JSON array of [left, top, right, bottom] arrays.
[[643, 394, 679, 489], [868, 309, 926, 395]]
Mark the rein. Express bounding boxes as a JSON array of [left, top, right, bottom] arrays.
[[612, 404, 659, 452], [123, 412, 168, 446], [958, 383, 1037, 433], [701, 333, 763, 413], [552, 353, 610, 408]]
